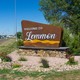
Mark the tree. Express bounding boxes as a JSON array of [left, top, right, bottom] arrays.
[[16, 32, 22, 39], [39, 0, 80, 54], [39, 0, 80, 35]]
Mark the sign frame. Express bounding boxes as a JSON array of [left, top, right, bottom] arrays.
[[21, 20, 63, 48]]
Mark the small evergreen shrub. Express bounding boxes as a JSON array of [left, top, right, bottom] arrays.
[[40, 58, 49, 68]]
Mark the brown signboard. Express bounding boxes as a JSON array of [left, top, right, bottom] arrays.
[[21, 20, 63, 48]]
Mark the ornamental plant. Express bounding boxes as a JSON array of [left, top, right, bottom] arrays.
[[66, 56, 78, 65], [40, 58, 49, 68], [17, 39, 23, 46]]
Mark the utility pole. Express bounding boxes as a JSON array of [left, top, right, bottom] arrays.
[[15, 0, 17, 41]]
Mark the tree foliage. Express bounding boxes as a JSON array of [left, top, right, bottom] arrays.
[[39, 0, 80, 34], [39, 0, 80, 54], [16, 32, 22, 39]]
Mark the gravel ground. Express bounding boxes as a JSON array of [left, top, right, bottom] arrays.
[[0, 50, 80, 72]]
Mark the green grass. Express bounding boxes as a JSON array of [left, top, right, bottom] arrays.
[[0, 69, 10, 74], [0, 69, 80, 80]]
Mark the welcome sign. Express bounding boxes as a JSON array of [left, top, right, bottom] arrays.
[[21, 20, 63, 48]]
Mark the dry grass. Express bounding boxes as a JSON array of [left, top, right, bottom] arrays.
[[0, 38, 17, 61], [0, 38, 16, 46]]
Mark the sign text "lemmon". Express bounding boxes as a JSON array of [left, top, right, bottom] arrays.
[[26, 31, 56, 40]]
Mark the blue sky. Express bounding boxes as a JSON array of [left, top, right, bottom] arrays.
[[0, 0, 47, 35]]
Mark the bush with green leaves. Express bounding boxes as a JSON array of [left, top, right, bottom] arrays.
[[66, 49, 73, 59], [69, 56, 75, 63], [66, 56, 78, 65], [74, 48, 80, 55], [17, 39, 23, 46], [0, 52, 12, 62], [71, 34, 80, 55], [16, 32, 22, 39], [62, 29, 80, 55]]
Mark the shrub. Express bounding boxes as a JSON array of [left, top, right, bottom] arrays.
[[19, 57, 27, 61], [62, 29, 80, 55], [66, 56, 78, 65], [73, 48, 80, 55], [69, 56, 74, 63], [12, 63, 21, 68], [17, 39, 23, 46], [0, 52, 11, 62], [2, 56, 12, 62], [40, 58, 49, 68], [66, 49, 73, 59], [17, 32, 22, 39]]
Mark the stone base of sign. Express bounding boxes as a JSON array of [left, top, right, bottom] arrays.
[[19, 46, 69, 51], [18, 46, 69, 58]]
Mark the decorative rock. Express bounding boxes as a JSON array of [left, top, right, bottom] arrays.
[[17, 49, 67, 58], [0, 49, 79, 72], [0, 62, 11, 69], [0, 58, 2, 63]]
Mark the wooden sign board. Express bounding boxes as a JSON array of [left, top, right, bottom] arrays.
[[21, 20, 63, 48]]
